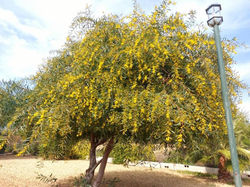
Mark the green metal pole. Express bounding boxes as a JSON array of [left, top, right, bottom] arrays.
[[213, 24, 242, 187]]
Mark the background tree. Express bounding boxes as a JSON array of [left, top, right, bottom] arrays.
[[6, 1, 244, 186], [0, 79, 31, 129], [0, 79, 32, 153]]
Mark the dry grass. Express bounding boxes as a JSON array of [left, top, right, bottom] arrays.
[[0, 154, 249, 187]]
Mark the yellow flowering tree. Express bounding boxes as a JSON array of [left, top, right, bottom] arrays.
[[8, 1, 244, 186]]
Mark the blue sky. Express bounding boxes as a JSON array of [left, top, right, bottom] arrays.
[[0, 0, 249, 119]]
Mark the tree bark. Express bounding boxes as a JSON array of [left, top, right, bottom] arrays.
[[85, 135, 108, 185], [218, 155, 232, 182], [85, 135, 98, 184], [92, 137, 114, 187]]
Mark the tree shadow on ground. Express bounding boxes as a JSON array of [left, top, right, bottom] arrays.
[[58, 169, 221, 187]]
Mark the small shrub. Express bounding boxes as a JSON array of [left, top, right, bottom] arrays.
[[73, 174, 91, 187], [36, 172, 57, 185]]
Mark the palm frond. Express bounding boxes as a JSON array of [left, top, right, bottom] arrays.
[[217, 149, 231, 160]]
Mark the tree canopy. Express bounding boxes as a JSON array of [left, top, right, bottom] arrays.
[[27, 3, 242, 145], [4, 1, 244, 186]]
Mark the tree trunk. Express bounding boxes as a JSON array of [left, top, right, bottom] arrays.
[[84, 135, 108, 185], [85, 135, 98, 184], [218, 155, 232, 182], [92, 137, 114, 187]]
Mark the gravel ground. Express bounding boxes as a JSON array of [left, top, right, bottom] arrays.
[[0, 154, 246, 187]]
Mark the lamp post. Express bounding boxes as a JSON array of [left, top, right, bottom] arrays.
[[206, 4, 242, 187]]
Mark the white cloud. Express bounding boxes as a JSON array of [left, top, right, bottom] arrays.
[[219, 0, 250, 30], [238, 91, 250, 121], [232, 62, 250, 82], [0, 7, 46, 43], [13, 0, 93, 43], [0, 0, 153, 81], [237, 45, 250, 54], [92, 0, 134, 16], [0, 7, 47, 80], [0, 34, 44, 79], [0, 8, 19, 25], [0, 0, 92, 80]]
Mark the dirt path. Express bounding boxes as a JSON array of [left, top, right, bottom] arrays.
[[0, 154, 245, 187]]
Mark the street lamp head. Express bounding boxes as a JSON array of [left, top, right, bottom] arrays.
[[206, 4, 223, 27]]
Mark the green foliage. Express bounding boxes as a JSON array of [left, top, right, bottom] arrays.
[[73, 175, 120, 187], [0, 79, 34, 154], [234, 113, 250, 150], [220, 146, 250, 172], [73, 174, 92, 187], [71, 140, 91, 159], [38, 135, 90, 160], [110, 142, 156, 164], [166, 112, 250, 171], [165, 130, 225, 167], [0, 79, 32, 130], [38, 133, 78, 160], [237, 147, 250, 171], [27, 141, 40, 155]]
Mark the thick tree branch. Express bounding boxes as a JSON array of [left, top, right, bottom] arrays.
[[96, 139, 107, 147], [89, 158, 103, 174]]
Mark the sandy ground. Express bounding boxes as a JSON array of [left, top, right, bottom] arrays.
[[0, 154, 247, 187]]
